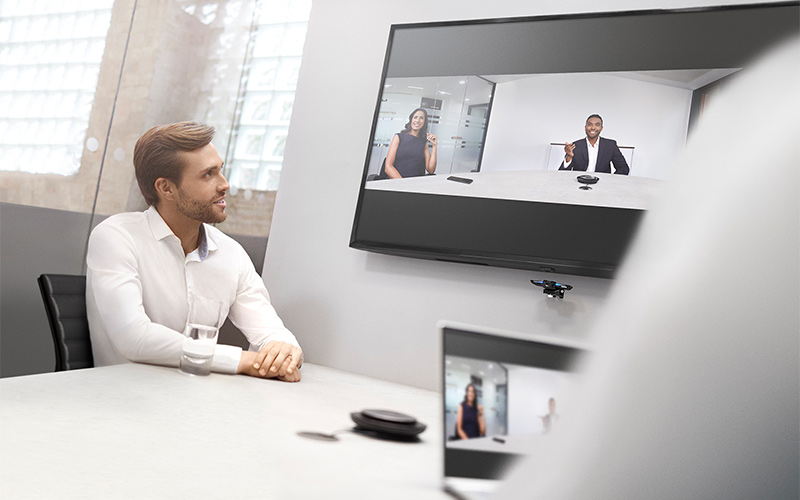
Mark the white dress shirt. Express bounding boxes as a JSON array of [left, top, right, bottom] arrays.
[[86, 206, 299, 374], [585, 137, 599, 172]]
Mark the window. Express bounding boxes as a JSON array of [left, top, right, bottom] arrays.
[[1, 0, 309, 186], [1, 0, 311, 237], [0, 1, 114, 175], [179, 0, 311, 191]]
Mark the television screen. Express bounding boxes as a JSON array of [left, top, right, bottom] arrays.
[[350, 3, 799, 278], [441, 324, 589, 481]]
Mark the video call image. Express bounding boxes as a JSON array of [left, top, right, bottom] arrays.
[[445, 354, 580, 455], [365, 68, 739, 210]]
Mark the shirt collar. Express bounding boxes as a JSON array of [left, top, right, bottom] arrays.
[[191, 225, 218, 262], [197, 224, 220, 261], [586, 135, 602, 148], [146, 206, 218, 261], [146, 205, 175, 242]]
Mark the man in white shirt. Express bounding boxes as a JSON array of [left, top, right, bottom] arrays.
[[86, 122, 302, 381], [559, 114, 629, 175]]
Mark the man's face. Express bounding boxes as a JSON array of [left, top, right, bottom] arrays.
[[584, 117, 603, 140], [175, 143, 229, 224]]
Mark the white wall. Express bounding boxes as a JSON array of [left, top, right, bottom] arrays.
[[482, 73, 693, 179], [262, 0, 768, 390]]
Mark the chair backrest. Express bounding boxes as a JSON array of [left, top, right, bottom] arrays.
[[37, 274, 94, 371]]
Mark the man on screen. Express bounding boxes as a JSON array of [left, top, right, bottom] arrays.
[[559, 114, 629, 175], [86, 121, 303, 381]]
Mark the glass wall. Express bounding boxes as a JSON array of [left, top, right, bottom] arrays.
[[366, 75, 493, 179], [0, 0, 311, 237], [0, 1, 114, 178]]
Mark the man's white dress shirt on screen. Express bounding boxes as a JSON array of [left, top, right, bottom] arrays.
[[585, 137, 599, 172], [86, 206, 299, 374]]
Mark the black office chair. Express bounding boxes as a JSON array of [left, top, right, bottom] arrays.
[[37, 274, 94, 371]]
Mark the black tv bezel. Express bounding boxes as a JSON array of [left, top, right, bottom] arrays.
[[350, 3, 799, 279]]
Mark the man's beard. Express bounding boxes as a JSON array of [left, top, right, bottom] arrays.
[[176, 191, 227, 224]]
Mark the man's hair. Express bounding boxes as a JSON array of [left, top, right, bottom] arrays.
[[133, 121, 215, 206], [586, 114, 603, 125]]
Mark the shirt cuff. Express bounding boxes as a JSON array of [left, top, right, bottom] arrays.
[[211, 344, 244, 374]]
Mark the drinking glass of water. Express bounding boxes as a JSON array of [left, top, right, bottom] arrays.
[[179, 296, 223, 376]]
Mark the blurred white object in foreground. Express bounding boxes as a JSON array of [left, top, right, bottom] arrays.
[[497, 35, 800, 500]]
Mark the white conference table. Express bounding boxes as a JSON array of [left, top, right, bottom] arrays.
[[0, 363, 450, 499], [367, 169, 663, 210]]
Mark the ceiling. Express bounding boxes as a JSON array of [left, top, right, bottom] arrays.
[[482, 68, 741, 91]]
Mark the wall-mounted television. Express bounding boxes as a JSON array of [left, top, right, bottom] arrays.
[[350, 3, 799, 279]]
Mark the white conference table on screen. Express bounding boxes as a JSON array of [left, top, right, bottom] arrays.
[[447, 433, 544, 455], [366, 170, 663, 210], [0, 363, 450, 500]]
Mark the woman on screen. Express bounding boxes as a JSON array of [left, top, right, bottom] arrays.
[[381, 108, 438, 178], [456, 383, 486, 439]]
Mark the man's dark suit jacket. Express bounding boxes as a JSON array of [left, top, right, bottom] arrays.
[[558, 137, 629, 175]]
